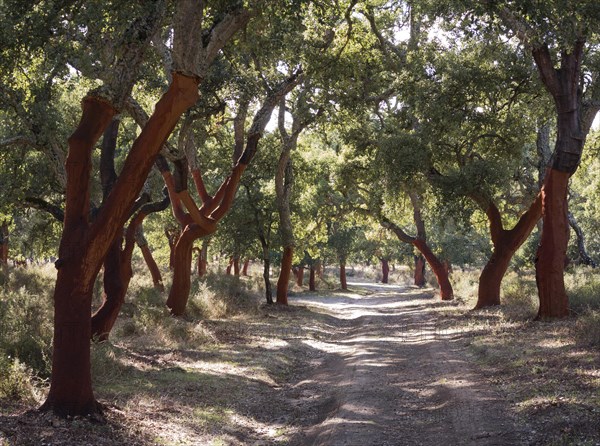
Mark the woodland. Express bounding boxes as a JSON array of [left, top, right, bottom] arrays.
[[0, 1, 600, 445]]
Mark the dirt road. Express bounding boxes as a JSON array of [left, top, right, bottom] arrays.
[[288, 282, 524, 446]]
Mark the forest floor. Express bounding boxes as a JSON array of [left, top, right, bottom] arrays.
[[1, 280, 599, 445]]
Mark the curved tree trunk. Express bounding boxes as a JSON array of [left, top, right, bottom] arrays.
[[568, 211, 596, 267], [414, 255, 426, 287], [413, 239, 453, 300], [309, 265, 316, 291], [91, 236, 131, 341], [242, 259, 250, 276], [167, 225, 204, 316], [140, 243, 163, 289], [339, 260, 347, 290], [381, 258, 389, 284], [475, 195, 542, 309], [276, 246, 293, 305], [535, 169, 570, 318]]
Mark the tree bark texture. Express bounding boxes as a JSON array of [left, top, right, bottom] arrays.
[[309, 265, 316, 291], [475, 194, 542, 309], [414, 255, 426, 287], [140, 243, 164, 289], [381, 258, 389, 284], [276, 246, 293, 305], [412, 239, 453, 300], [339, 260, 347, 290], [535, 169, 570, 318]]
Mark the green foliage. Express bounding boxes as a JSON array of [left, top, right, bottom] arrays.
[[0, 266, 54, 378]]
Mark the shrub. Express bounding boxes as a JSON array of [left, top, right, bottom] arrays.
[[565, 267, 600, 314], [573, 310, 600, 347], [0, 356, 40, 402]]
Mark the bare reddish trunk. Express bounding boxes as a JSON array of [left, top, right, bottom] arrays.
[[140, 244, 163, 290], [42, 98, 116, 416], [381, 258, 389, 284], [233, 256, 240, 276], [167, 225, 205, 316], [475, 195, 542, 309], [242, 259, 249, 276], [413, 239, 453, 300], [44, 264, 98, 415], [536, 169, 570, 318], [309, 265, 316, 291], [276, 246, 293, 305], [296, 266, 304, 287], [91, 235, 132, 341], [340, 261, 347, 290], [414, 255, 426, 287]]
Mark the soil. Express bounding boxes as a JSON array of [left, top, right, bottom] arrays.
[[1, 281, 598, 445]]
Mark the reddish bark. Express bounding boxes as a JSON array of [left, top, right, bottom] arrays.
[[535, 169, 570, 318], [340, 261, 347, 290], [42, 97, 116, 416], [413, 239, 453, 300], [381, 258, 389, 284], [233, 256, 240, 276], [475, 194, 542, 309], [276, 246, 293, 305], [309, 265, 316, 291], [414, 255, 426, 287], [242, 259, 249, 276], [296, 266, 304, 287], [140, 243, 163, 290]]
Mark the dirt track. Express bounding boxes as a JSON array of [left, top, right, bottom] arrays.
[[288, 283, 524, 446]]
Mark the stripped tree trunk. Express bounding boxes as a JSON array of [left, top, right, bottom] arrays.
[[242, 259, 250, 275], [381, 258, 389, 284], [41, 1, 253, 414], [414, 255, 426, 287], [475, 195, 542, 309], [339, 260, 347, 290]]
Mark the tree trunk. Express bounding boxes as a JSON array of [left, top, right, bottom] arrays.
[[535, 169, 570, 318], [91, 236, 131, 341], [198, 240, 208, 277], [309, 265, 316, 291], [340, 260, 347, 290], [296, 266, 304, 287], [167, 225, 204, 316], [42, 264, 98, 416], [262, 245, 273, 304], [233, 256, 240, 276], [475, 195, 542, 309], [413, 239, 453, 300], [276, 246, 293, 305], [414, 255, 426, 287], [242, 259, 250, 276], [140, 244, 163, 290], [381, 258, 389, 284], [568, 211, 596, 267], [226, 257, 233, 275]]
